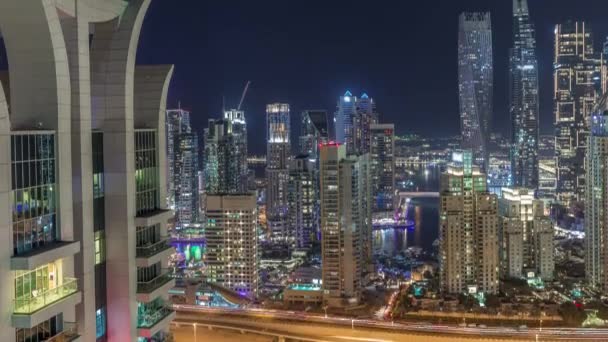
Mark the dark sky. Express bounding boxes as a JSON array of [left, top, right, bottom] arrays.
[[137, 0, 608, 155]]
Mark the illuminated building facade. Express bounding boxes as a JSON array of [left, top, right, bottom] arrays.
[[554, 21, 605, 203], [458, 12, 493, 171], [499, 188, 554, 281], [166, 108, 191, 208], [204, 119, 242, 194], [510, 0, 539, 189], [334, 92, 379, 155], [288, 156, 317, 250], [266, 103, 291, 242], [205, 194, 259, 297], [370, 124, 395, 212], [319, 144, 371, 307], [439, 151, 499, 294], [585, 97, 608, 291], [224, 109, 249, 193], [334, 91, 357, 152], [299, 110, 329, 158]]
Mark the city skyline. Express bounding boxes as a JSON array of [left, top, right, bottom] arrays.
[[136, 0, 608, 154]]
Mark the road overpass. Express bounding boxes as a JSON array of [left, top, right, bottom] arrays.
[[399, 191, 440, 198], [172, 305, 608, 341]]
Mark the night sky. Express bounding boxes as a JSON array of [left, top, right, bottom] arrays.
[[136, 0, 608, 155]]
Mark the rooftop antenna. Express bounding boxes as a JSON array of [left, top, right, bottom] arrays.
[[222, 95, 226, 114], [237, 80, 251, 111]]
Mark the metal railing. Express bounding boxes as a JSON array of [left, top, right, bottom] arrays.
[[14, 278, 78, 314], [137, 306, 174, 328], [136, 237, 172, 258], [137, 270, 174, 293], [44, 322, 79, 342]]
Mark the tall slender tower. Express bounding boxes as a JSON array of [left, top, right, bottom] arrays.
[[554, 21, 605, 203], [585, 95, 608, 291], [353, 93, 379, 155], [266, 103, 291, 242], [370, 124, 395, 212], [224, 109, 249, 192], [319, 143, 371, 307], [458, 13, 493, 171], [510, 0, 539, 189]]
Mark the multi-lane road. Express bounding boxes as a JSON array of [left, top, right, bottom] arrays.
[[171, 305, 608, 341]]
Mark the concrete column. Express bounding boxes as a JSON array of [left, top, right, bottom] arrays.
[[90, 1, 151, 341], [60, 12, 97, 341]]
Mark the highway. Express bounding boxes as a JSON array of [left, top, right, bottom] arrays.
[[171, 305, 608, 341]]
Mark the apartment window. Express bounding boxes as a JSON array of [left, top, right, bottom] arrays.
[[11, 133, 57, 255], [16, 313, 63, 342], [135, 130, 159, 215], [95, 231, 106, 265], [96, 307, 106, 339]]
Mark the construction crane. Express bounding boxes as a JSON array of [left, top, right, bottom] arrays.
[[237, 81, 251, 111]]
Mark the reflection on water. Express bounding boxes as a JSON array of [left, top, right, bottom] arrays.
[[373, 197, 438, 256], [375, 166, 441, 256]]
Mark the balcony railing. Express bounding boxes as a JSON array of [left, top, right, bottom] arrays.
[[148, 331, 174, 342], [14, 278, 78, 314], [137, 270, 173, 294], [136, 238, 172, 258], [137, 306, 174, 329], [44, 322, 79, 342]]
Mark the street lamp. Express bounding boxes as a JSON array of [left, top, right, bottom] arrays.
[[351, 319, 355, 329], [323, 305, 328, 318]]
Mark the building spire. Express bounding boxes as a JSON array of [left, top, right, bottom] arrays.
[[513, 0, 529, 16]]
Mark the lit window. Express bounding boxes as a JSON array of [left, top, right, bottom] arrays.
[[96, 307, 106, 338], [95, 231, 106, 265]]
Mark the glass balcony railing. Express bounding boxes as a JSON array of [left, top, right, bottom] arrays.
[[136, 238, 172, 258], [44, 322, 79, 342], [14, 278, 78, 314], [141, 331, 174, 342], [137, 306, 174, 329], [137, 270, 173, 294]]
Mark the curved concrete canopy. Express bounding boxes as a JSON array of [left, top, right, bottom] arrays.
[[134, 64, 175, 129], [55, 0, 128, 22]]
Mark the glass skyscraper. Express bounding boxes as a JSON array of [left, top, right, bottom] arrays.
[[458, 12, 493, 171], [510, 0, 539, 189], [554, 21, 605, 203]]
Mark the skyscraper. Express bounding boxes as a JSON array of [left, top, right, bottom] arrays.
[[439, 151, 499, 295], [353, 93, 379, 155], [370, 123, 396, 212], [510, 0, 539, 189], [458, 12, 493, 171], [224, 109, 249, 192], [287, 156, 317, 250], [585, 96, 608, 291], [204, 119, 242, 194], [334, 91, 356, 152], [319, 143, 371, 307], [205, 194, 259, 297], [0, 1, 175, 341], [299, 110, 329, 158], [499, 188, 554, 281], [266, 103, 291, 242], [554, 21, 605, 203], [166, 108, 200, 227]]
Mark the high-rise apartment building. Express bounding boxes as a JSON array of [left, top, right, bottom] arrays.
[[319, 143, 371, 307], [300, 110, 329, 158], [266, 103, 291, 242], [334, 92, 379, 155], [166, 108, 191, 208], [499, 188, 554, 281], [554, 21, 605, 203], [370, 124, 395, 212], [439, 151, 499, 294], [510, 0, 539, 189], [287, 156, 317, 250], [458, 12, 493, 171], [166, 108, 199, 227], [353, 93, 379, 155], [585, 97, 608, 291], [224, 109, 249, 193], [0, 1, 176, 341], [205, 194, 259, 298], [204, 119, 241, 194]]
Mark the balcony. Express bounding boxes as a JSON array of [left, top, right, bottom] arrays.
[[136, 238, 174, 267], [137, 306, 176, 338], [13, 278, 81, 328], [135, 208, 173, 227], [44, 322, 80, 342], [144, 331, 174, 342], [136, 270, 176, 302], [11, 241, 80, 270]]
